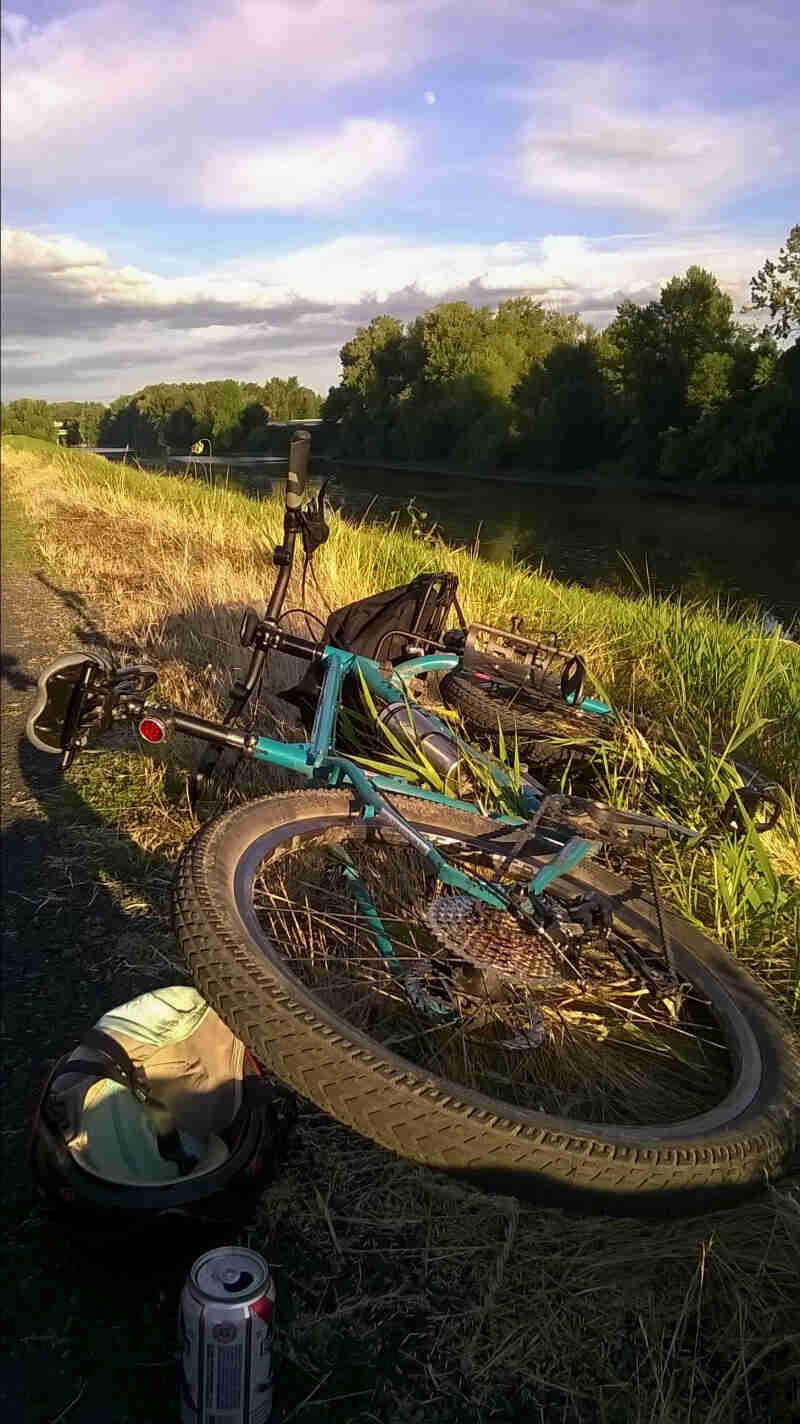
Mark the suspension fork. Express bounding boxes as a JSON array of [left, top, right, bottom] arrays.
[[192, 432, 311, 801], [190, 644, 267, 802]]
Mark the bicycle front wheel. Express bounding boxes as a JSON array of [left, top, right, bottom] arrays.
[[173, 789, 799, 1212], [440, 668, 619, 753]]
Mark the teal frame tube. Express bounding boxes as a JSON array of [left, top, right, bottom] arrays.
[[247, 643, 595, 904], [249, 644, 530, 820]]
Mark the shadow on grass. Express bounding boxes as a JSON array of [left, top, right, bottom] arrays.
[[0, 576, 250, 1422], [5, 580, 799, 1424], [35, 571, 132, 657]]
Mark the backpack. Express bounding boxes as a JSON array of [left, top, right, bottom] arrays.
[[323, 572, 463, 663]]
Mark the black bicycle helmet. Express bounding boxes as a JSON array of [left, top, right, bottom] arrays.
[[30, 987, 296, 1241]]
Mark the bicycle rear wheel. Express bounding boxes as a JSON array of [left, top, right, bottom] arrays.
[[174, 789, 799, 1212]]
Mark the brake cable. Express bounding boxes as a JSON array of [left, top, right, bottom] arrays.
[[647, 850, 678, 986]]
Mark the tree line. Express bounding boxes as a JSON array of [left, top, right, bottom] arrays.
[[321, 226, 799, 485], [3, 227, 797, 485], [0, 399, 108, 446], [0, 376, 322, 453]]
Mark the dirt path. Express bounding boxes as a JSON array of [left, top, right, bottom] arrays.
[[1, 533, 185, 1422], [2, 564, 78, 819]]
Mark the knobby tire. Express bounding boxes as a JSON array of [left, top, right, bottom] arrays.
[[173, 789, 799, 1213]]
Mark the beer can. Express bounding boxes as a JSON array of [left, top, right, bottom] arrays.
[[179, 1246, 275, 1424]]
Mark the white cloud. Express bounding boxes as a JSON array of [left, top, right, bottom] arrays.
[[517, 61, 797, 219], [0, 0, 433, 204], [0, 227, 324, 340], [3, 223, 783, 400], [1, 11, 30, 43], [190, 120, 412, 212], [423, 90, 437, 105]]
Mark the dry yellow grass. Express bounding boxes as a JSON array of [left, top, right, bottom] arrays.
[[7, 439, 799, 777], [5, 439, 800, 1423]]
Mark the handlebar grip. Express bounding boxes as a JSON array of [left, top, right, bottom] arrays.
[[286, 430, 311, 510]]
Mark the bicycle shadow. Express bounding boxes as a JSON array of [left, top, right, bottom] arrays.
[[1, 651, 36, 691], [152, 598, 313, 728], [35, 570, 132, 656], [1, 584, 250, 1419]]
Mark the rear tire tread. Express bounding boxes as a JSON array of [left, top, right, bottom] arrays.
[[173, 788, 800, 1210]]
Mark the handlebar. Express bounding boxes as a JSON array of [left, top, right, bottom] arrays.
[[285, 430, 311, 511]]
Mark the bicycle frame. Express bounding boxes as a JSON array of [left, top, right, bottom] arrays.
[[143, 640, 596, 905]]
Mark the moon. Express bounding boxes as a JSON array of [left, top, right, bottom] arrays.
[[423, 90, 437, 105]]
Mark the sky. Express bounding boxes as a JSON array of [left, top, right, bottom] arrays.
[[2, 0, 798, 402]]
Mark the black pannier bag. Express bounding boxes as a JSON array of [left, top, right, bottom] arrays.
[[326, 571, 462, 664], [282, 572, 465, 728]]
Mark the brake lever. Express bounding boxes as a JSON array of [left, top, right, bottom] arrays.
[[300, 480, 330, 556]]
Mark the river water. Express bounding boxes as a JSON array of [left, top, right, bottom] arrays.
[[325, 467, 800, 622]]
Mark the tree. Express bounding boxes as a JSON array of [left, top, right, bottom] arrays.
[[513, 337, 619, 471], [48, 401, 107, 445], [324, 297, 591, 466], [686, 352, 735, 417], [659, 338, 799, 485], [96, 379, 321, 455], [260, 375, 321, 421], [748, 225, 800, 342], [1, 398, 57, 441], [337, 316, 407, 399], [606, 266, 743, 465], [415, 303, 494, 385], [495, 298, 581, 371]]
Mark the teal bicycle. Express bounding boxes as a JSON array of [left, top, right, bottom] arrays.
[[27, 433, 799, 1211]]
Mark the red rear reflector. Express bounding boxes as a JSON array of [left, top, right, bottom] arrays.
[[138, 718, 166, 743]]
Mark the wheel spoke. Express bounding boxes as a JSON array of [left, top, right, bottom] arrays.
[[247, 824, 732, 1125]]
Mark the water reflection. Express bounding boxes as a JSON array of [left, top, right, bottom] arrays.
[[329, 468, 800, 621]]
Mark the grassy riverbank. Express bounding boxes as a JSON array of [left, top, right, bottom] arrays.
[[5, 433, 799, 980], [5, 436, 799, 780], [4, 435, 800, 1424]]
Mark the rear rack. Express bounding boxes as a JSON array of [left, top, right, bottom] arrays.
[[462, 622, 585, 698]]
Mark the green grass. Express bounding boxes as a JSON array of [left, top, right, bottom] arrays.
[[3, 435, 800, 1424], [4, 434, 797, 789], [5, 433, 798, 994], [1, 474, 38, 569]]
